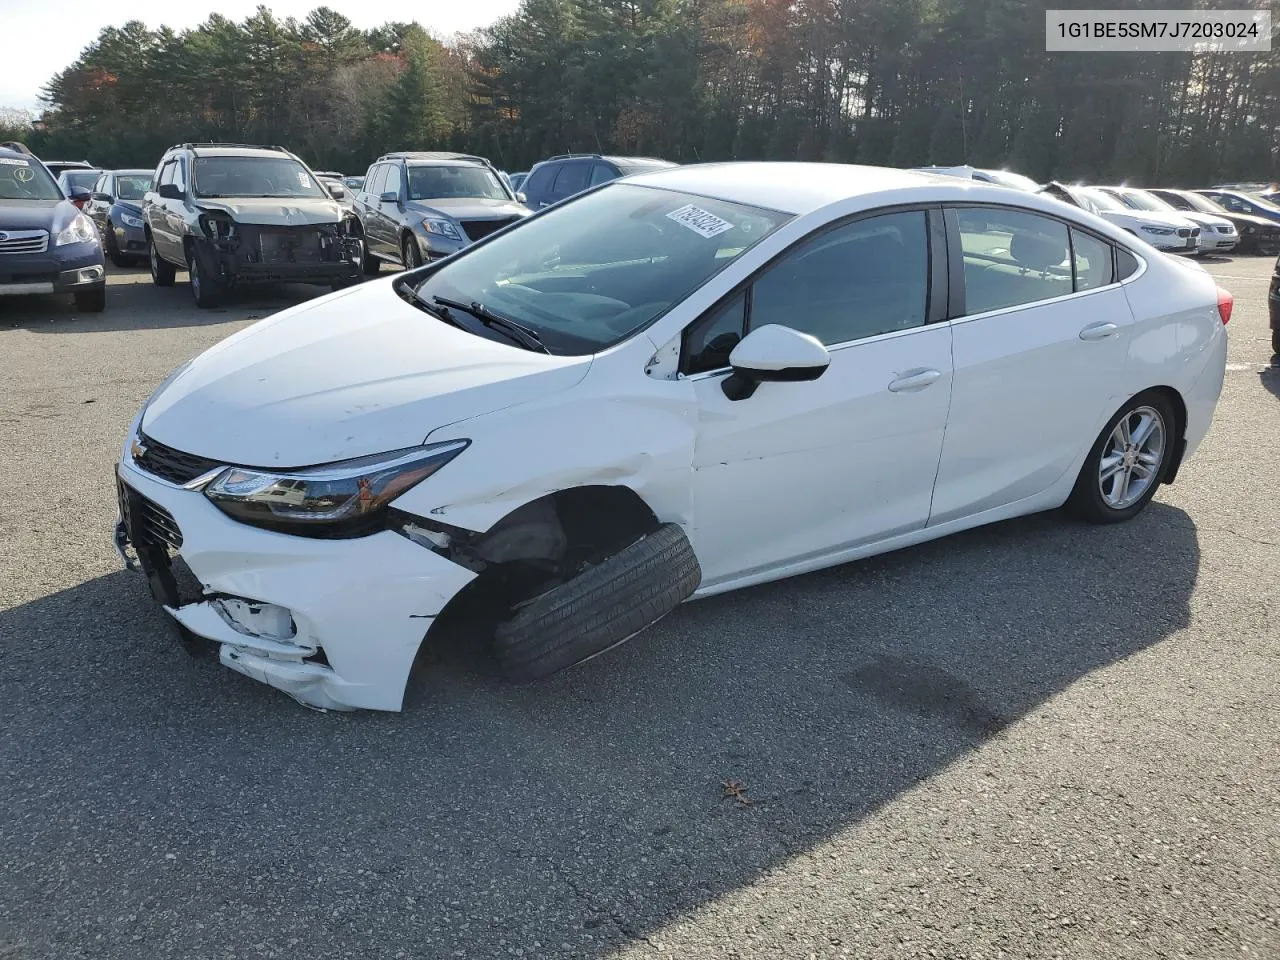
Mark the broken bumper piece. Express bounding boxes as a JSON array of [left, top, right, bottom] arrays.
[[116, 455, 477, 712]]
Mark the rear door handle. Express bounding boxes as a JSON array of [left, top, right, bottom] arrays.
[[1079, 322, 1118, 341], [888, 368, 942, 392]]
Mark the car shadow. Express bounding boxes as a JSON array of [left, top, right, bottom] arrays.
[[0, 503, 1201, 958], [1261, 359, 1280, 399]]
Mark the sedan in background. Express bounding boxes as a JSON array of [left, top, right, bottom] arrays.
[[1096, 186, 1237, 254], [1196, 189, 1280, 226], [1043, 183, 1202, 254], [85, 168, 154, 265], [56, 168, 103, 209], [313, 171, 354, 210], [1149, 188, 1280, 255], [509, 171, 529, 193], [113, 163, 1227, 712]]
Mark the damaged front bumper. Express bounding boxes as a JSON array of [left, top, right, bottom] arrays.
[[115, 455, 476, 711], [194, 219, 363, 287]]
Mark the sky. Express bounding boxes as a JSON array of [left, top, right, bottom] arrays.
[[0, 0, 521, 110]]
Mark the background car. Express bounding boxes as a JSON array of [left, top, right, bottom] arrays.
[[1044, 183, 1201, 253], [520, 153, 676, 209], [313, 170, 354, 210], [914, 165, 1041, 191], [42, 159, 96, 181], [1149, 188, 1280, 255], [355, 151, 530, 272], [85, 168, 154, 265], [1196, 188, 1280, 225], [341, 175, 365, 192], [1270, 258, 1280, 354], [0, 142, 106, 311], [1096, 186, 1236, 253], [508, 171, 529, 193], [55, 168, 102, 209], [143, 142, 362, 307]]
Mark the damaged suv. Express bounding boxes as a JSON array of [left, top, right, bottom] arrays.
[[115, 163, 1227, 712], [143, 143, 362, 307]]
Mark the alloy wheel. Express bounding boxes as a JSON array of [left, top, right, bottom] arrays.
[[1098, 405, 1165, 509]]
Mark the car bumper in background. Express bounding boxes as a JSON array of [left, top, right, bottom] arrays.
[[115, 453, 476, 711], [0, 242, 106, 296]]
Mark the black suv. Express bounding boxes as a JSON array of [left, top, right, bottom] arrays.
[[0, 142, 106, 312], [521, 154, 676, 210], [143, 142, 362, 307], [355, 152, 530, 272]]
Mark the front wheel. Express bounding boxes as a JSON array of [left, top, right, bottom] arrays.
[[1272, 326, 1280, 357], [188, 251, 223, 308], [149, 239, 175, 287], [1067, 391, 1176, 524], [403, 236, 423, 269], [360, 239, 380, 276]]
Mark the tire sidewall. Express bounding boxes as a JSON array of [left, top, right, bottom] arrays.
[[1071, 390, 1177, 523]]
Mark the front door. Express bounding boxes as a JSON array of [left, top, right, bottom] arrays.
[[686, 209, 954, 587]]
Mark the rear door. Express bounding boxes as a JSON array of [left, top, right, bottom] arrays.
[[546, 160, 591, 207], [377, 163, 404, 260], [928, 205, 1135, 525], [359, 165, 388, 255], [86, 173, 110, 231]]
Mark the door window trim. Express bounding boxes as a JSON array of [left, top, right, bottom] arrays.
[[677, 203, 948, 378], [942, 202, 1147, 325]]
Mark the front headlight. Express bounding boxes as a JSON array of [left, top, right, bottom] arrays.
[[55, 212, 97, 246], [120, 213, 145, 228], [423, 218, 463, 241], [203, 440, 469, 538], [1140, 226, 1176, 236]]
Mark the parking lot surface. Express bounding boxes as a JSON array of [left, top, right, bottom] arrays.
[[2, 258, 1277, 959]]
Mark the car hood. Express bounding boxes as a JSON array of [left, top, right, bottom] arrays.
[[1099, 210, 1195, 230], [1227, 212, 1280, 230], [408, 198, 531, 221], [0, 197, 79, 231], [142, 279, 591, 467], [113, 200, 143, 217], [191, 197, 344, 226], [1176, 212, 1232, 230]]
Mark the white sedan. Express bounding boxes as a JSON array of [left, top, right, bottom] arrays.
[[114, 163, 1230, 711]]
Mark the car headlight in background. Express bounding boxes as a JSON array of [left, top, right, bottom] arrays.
[[55, 212, 97, 246], [1141, 226, 1176, 236], [423, 218, 463, 241], [120, 213, 145, 228], [203, 440, 469, 538]]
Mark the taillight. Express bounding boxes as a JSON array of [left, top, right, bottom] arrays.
[[1216, 286, 1233, 325]]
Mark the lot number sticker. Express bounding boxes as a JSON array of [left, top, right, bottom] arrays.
[[0, 157, 30, 166], [666, 204, 735, 239]]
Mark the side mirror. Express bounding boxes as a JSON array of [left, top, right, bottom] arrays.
[[324, 181, 346, 199], [379, 191, 399, 204], [157, 183, 183, 200], [516, 191, 527, 204], [91, 191, 112, 202], [721, 324, 831, 401]]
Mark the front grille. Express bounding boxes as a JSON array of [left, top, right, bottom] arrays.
[[118, 479, 183, 552], [460, 217, 519, 243], [1177, 228, 1191, 238], [0, 229, 49, 254], [133, 434, 222, 486], [259, 229, 323, 265], [0, 272, 57, 284]]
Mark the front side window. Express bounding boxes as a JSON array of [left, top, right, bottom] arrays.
[[191, 157, 324, 199], [158, 161, 176, 188], [1072, 229, 1114, 292], [957, 207, 1071, 315], [411, 183, 791, 355], [552, 162, 589, 197], [408, 165, 507, 201], [172, 160, 186, 194], [115, 175, 151, 201], [382, 163, 402, 200], [752, 211, 929, 345], [0, 155, 61, 200]]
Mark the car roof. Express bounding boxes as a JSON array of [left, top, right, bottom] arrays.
[[621, 162, 1022, 216], [111, 168, 155, 176], [381, 152, 487, 165]]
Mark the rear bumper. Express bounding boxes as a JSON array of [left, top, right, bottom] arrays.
[[0, 241, 105, 295]]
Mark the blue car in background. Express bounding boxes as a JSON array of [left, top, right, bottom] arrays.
[[85, 168, 154, 266], [1195, 189, 1280, 225]]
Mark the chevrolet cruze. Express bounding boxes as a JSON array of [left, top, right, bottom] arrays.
[[114, 164, 1229, 711]]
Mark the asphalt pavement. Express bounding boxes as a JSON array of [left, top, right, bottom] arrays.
[[1, 257, 1277, 959]]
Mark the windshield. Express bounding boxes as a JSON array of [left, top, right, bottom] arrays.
[[410, 183, 791, 355], [983, 170, 1041, 192], [61, 170, 99, 192], [0, 156, 61, 200], [1177, 191, 1229, 214], [1116, 189, 1174, 213], [1079, 187, 1126, 212], [408, 165, 508, 201], [192, 157, 326, 199], [1243, 192, 1280, 212], [116, 174, 151, 201]]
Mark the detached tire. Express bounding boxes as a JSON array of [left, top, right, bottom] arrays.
[[495, 522, 702, 681]]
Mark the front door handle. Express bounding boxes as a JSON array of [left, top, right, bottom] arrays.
[[1079, 321, 1118, 341], [888, 368, 942, 392]]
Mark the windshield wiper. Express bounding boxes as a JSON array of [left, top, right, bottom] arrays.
[[431, 296, 550, 354]]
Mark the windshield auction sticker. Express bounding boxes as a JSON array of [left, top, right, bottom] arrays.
[[1046, 9, 1270, 51], [666, 204, 735, 239], [0, 157, 30, 166]]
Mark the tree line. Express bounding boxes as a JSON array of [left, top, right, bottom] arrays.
[[2, 1, 1276, 186]]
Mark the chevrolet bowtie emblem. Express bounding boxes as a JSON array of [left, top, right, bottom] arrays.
[[130, 437, 147, 459], [0, 232, 8, 242]]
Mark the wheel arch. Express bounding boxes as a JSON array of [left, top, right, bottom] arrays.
[[1144, 384, 1188, 483]]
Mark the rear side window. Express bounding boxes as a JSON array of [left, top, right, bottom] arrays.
[[1071, 229, 1114, 291], [956, 207, 1071, 315], [1116, 248, 1140, 280], [365, 165, 386, 196], [552, 162, 589, 197]]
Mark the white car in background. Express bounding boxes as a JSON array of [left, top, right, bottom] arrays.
[[114, 164, 1229, 712], [1096, 186, 1237, 253], [1043, 183, 1203, 254]]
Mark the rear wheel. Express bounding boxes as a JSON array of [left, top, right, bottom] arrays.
[[149, 238, 176, 287], [1067, 390, 1176, 524], [74, 287, 106, 313], [1272, 327, 1280, 357]]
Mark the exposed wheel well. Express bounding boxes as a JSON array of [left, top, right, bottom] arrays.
[[1145, 385, 1188, 483], [409, 485, 663, 665]]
